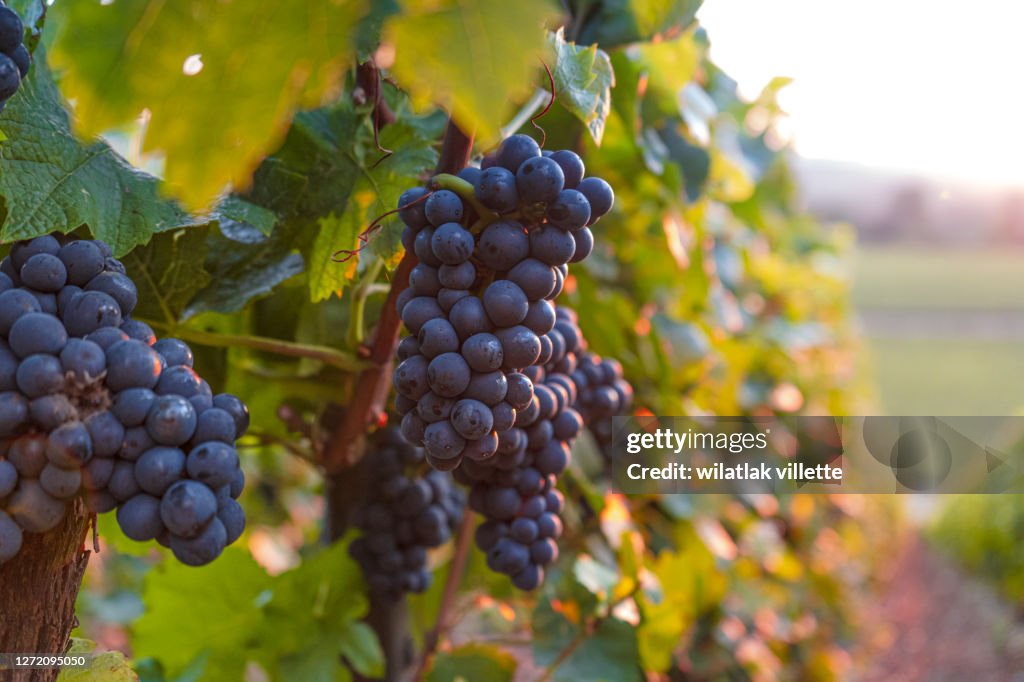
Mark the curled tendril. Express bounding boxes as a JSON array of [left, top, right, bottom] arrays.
[[332, 190, 434, 263], [531, 59, 557, 147]]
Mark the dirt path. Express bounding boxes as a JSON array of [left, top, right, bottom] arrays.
[[854, 534, 1024, 681]]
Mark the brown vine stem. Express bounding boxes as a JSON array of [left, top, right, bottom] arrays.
[[413, 510, 476, 679], [321, 117, 475, 475]]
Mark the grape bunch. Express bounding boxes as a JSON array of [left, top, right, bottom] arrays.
[[349, 427, 465, 597], [392, 133, 614, 473], [574, 352, 633, 445], [0, 234, 249, 568], [452, 307, 589, 590], [0, 2, 29, 111]]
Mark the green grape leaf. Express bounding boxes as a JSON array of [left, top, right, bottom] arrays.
[[548, 29, 615, 144], [57, 639, 137, 682], [427, 644, 517, 682], [308, 116, 439, 301], [124, 229, 213, 324], [9, 0, 45, 45], [48, 0, 366, 210], [532, 603, 642, 682], [132, 548, 271, 681], [215, 196, 277, 238], [576, 0, 703, 48], [387, 0, 559, 144], [0, 53, 202, 256]]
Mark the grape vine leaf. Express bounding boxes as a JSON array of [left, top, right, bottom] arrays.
[[124, 229, 212, 324], [308, 116, 439, 301], [387, 0, 559, 143], [548, 29, 615, 144], [427, 644, 517, 682], [575, 0, 704, 48], [56, 639, 137, 682], [132, 548, 271, 680], [532, 602, 643, 682], [0, 53, 204, 256], [48, 0, 366, 210]]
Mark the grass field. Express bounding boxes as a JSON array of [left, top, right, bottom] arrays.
[[853, 246, 1024, 415]]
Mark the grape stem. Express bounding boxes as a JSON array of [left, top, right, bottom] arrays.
[[347, 258, 386, 349], [413, 509, 476, 679], [501, 87, 553, 140], [141, 321, 369, 371], [430, 173, 501, 228]]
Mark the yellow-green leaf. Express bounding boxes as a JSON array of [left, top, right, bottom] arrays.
[[49, 0, 365, 210], [387, 0, 558, 143]]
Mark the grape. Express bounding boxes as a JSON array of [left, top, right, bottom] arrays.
[[212, 393, 249, 437], [461, 333, 503, 372], [0, 459, 16, 497], [423, 421, 464, 459], [424, 190, 464, 226], [417, 318, 459, 358], [450, 398, 494, 439], [456, 166, 481, 185], [29, 394, 76, 431], [155, 365, 203, 398], [23, 288, 57, 315], [401, 296, 444, 334], [409, 263, 441, 297], [218, 499, 246, 545], [0, 390, 28, 437], [105, 339, 161, 391], [60, 338, 106, 381], [107, 461, 141, 501], [505, 373, 534, 410], [121, 319, 156, 345], [397, 335, 420, 361], [506, 258, 556, 300], [430, 223, 474, 265], [85, 326, 130, 350], [11, 236, 59, 270], [186, 441, 238, 488], [484, 487, 520, 520], [475, 167, 519, 213], [82, 456, 114, 491], [463, 371, 508, 406], [437, 288, 470, 313], [56, 285, 81, 317], [0, 272, 11, 293], [491, 402, 516, 432], [413, 228, 442, 266], [40, 463, 81, 499], [516, 156, 565, 204], [45, 421, 92, 468], [577, 177, 615, 224], [8, 434, 46, 477], [85, 410, 125, 457], [146, 395, 197, 445], [63, 290, 123, 336], [7, 480, 66, 533], [397, 187, 430, 230], [116, 494, 165, 541], [135, 446, 185, 495], [448, 296, 491, 340], [0, 258, 19, 286], [58, 240, 105, 286], [488, 538, 530, 574], [546, 189, 591, 231], [495, 326, 541, 370], [427, 352, 471, 398], [119, 426, 153, 461], [161, 479, 218, 538], [169, 517, 227, 566], [394, 355, 430, 400], [191, 407, 236, 444], [496, 134, 541, 172], [400, 411, 427, 443], [0, 510, 23, 564], [20, 253, 68, 292], [152, 338, 194, 368], [549, 150, 585, 189], [522, 300, 556, 336], [477, 220, 529, 271], [229, 469, 245, 499], [111, 387, 157, 426], [417, 392, 453, 423], [85, 271, 138, 316], [569, 227, 594, 263], [0, 289, 42, 334], [529, 226, 576, 266], [0, 6, 23, 53], [438, 261, 476, 289]]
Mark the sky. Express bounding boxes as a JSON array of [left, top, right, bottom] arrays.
[[697, 0, 1024, 187]]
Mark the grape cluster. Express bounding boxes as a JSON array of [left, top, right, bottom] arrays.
[[574, 353, 633, 445], [0, 2, 28, 111], [0, 235, 249, 568], [349, 428, 465, 597], [393, 134, 614, 473], [451, 307, 589, 589]]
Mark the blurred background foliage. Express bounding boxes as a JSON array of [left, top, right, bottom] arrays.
[[2, 0, 999, 680]]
